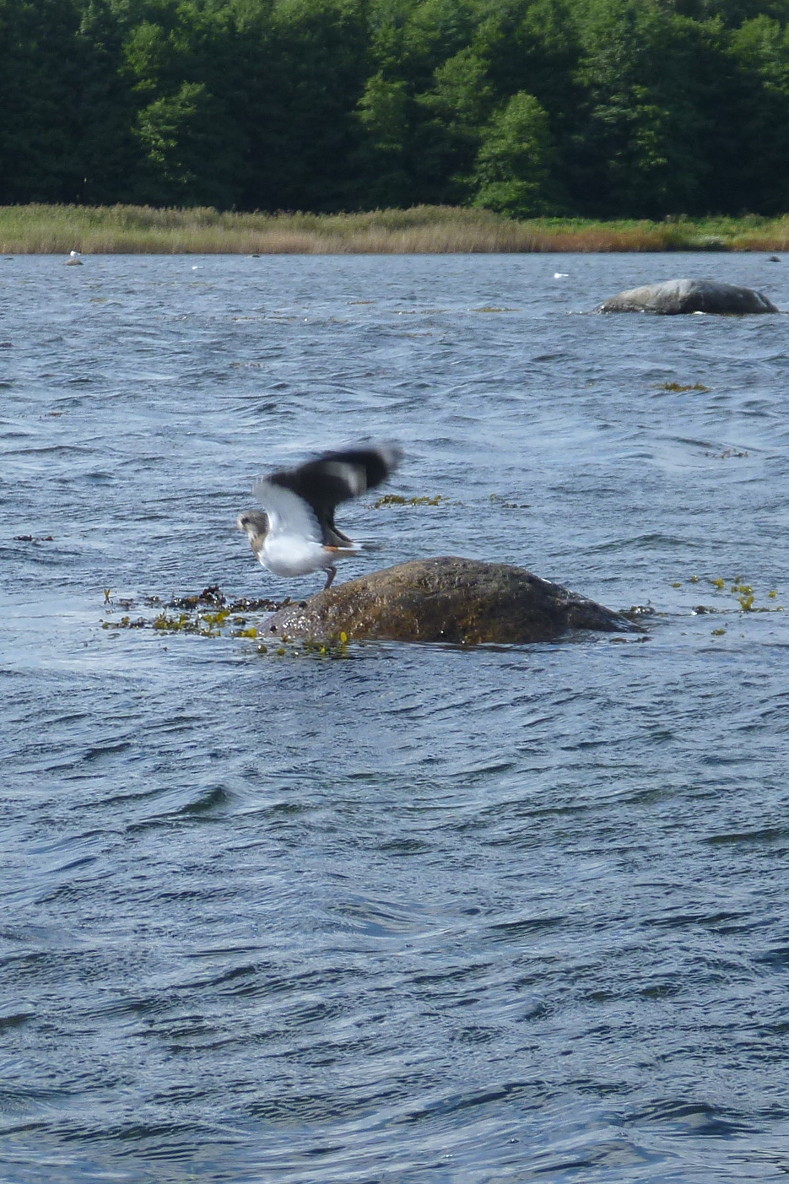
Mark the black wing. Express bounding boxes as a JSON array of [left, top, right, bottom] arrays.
[[268, 446, 401, 540]]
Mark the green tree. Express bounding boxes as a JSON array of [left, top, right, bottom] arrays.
[[722, 15, 789, 211], [0, 0, 86, 201], [119, 1, 248, 205], [401, 0, 478, 86], [468, 0, 581, 209], [134, 80, 241, 204], [471, 89, 560, 215], [74, 0, 141, 202], [473, 0, 582, 121], [355, 71, 413, 206], [569, 0, 717, 216], [412, 47, 493, 202], [236, 0, 370, 211]]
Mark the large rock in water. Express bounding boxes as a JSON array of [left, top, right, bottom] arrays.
[[597, 277, 779, 315], [261, 556, 637, 645]]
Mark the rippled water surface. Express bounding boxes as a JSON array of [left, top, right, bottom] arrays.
[[3, 252, 789, 1183]]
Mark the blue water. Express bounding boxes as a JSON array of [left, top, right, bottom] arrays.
[[2, 251, 789, 1183]]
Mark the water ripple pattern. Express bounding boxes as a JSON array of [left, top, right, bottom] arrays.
[[2, 253, 789, 1183]]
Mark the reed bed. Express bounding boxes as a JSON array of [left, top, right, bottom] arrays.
[[1, 203, 788, 254]]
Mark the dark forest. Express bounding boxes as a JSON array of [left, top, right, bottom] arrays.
[[4, 0, 789, 217]]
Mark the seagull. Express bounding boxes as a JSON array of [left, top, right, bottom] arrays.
[[237, 445, 402, 590]]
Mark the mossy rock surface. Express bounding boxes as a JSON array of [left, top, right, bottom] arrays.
[[261, 556, 638, 645], [597, 277, 779, 315]]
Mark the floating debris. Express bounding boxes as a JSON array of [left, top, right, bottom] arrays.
[[374, 493, 446, 507], [625, 604, 656, 618], [101, 585, 289, 637], [658, 381, 710, 392], [670, 574, 784, 615], [489, 493, 530, 509]]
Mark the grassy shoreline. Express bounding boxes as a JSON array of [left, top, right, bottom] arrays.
[[2, 203, 789, 254]]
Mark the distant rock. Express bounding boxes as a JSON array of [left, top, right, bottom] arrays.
[[260, 556, 638, 645], [597, 277, 779, 315]]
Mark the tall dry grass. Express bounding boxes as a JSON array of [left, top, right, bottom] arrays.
[[1, 204, 788, 254]]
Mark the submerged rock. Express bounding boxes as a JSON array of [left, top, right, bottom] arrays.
[[597, 277, 779, 315], [261, 556, 638, 645]]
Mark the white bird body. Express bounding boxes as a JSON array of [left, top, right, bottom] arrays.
[[237, 445, 400, 589], [263, 534, 357, 578], [251, 481, 359, 577]]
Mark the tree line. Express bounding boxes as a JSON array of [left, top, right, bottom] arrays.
[[4, 0, 789, 218]]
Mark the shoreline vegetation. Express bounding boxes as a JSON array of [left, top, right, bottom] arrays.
[[2, 204, 789, 256]]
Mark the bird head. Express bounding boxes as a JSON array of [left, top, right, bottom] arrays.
[[236, 511, 269, 555]]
